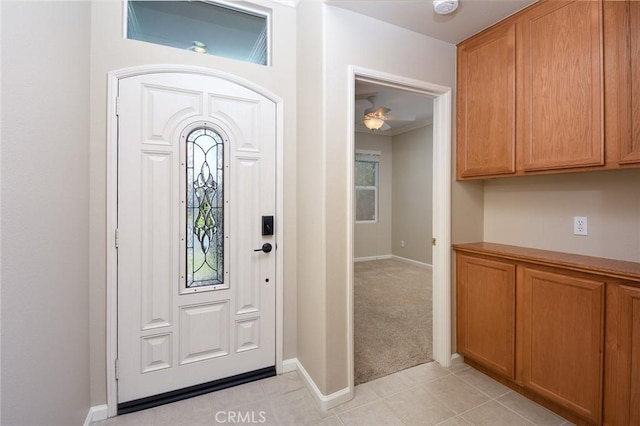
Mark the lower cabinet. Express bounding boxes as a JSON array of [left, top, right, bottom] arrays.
[[457, 254, 515, 379], [604, 283, 640, 425], [454, 245, 640, 426], [519, 267, 604, 424]]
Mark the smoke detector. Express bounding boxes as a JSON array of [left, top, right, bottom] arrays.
[[433, 0, 458, 15]]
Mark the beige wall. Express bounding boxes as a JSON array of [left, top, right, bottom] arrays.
[[1, 2, 91, 424], [296, 0, 327, 392], [354, 133, 393, 259], [484, 169, 640, 263], [88, 0, 298, 405], [392, 125, 433, 265], [294, 3, 483, 395]]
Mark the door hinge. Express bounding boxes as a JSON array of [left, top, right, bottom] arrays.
[[115, 96, 120, 116], [115, 228, 120, 249], [115, 359, 120, 380], [432, 238, 436, 246]]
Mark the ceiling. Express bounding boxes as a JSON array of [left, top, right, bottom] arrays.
[[355, 81, 433, 136], [326, 0, 536, 45], [345, 0, 537, 136]]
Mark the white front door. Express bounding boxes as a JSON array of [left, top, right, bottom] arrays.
[[116, 72, 276, 405]]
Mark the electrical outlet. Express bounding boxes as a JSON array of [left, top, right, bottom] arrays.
[[401, 240, 405, 248], [574, 216, 588, 236]]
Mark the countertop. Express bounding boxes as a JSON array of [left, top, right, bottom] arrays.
[[453, 242, 640, 284]]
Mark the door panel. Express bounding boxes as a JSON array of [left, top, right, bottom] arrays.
[[117, 73, 276, 403], [520, 267, 604, 424], [520, 0, 604, 171]]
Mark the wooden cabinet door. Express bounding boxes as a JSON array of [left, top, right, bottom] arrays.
[[630, 1, 640, 163], [457, 23, 516, 178], [457, 254, 515, 379], [604, 283, 640, 426], [520, 1, 604, 171], [519, 267, 604, 424], [606, 0, 640, 164]]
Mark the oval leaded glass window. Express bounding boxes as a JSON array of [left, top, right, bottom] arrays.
[[186, 128, 225, 289]]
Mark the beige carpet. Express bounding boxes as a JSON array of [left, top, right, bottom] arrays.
[[354, 258, 433, 385]]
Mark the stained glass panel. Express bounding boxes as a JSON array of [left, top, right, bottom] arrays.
[[186, 128, 224, 288]]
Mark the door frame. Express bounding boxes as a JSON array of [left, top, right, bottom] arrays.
[[347, 66, 452, 390], [105, 65, 285, 417]]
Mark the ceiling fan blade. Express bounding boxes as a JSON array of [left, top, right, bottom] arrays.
[[385, 113, 415, 121], [380, 122, 392, 131]]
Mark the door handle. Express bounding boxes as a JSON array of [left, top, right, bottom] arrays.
[[253, 243, 272, 253]]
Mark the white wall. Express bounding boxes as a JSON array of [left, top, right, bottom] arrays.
[[392, 125, 433, 265], [88, 0, 297, 406], [484, 169, 640, 262], [354, 133, 392, 259], [1, 2, 91, 424], [296, 3, 483, 395]]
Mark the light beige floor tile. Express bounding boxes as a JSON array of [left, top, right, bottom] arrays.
[[461, 401, 533, 426], [367, 370, 416, 398], [150, 394, 214, 426], [260, 371, 305, 397], [497, 392, 566, 425], [213, 398, 279, 426], [269, 387, 332, 425], [385, 385, 456, 425], [314, 416, 345, 426], [423, 375, 490, 414], [447, 358, 470, 374], [435, 416, 472, 426], [561, 421, 577, 425], [402, 361, 451, 384], [93, 409, 154, 426], [454, 368, 511, 398], [337, 401, 404, 426], [207, 381, 267, 411], [332, 382, 380, 414]]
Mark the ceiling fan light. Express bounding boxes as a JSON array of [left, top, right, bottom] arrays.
[[364, 117, 385, 130], [433, 0, 458, 15]]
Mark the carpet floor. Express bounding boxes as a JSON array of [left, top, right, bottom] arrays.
[[354, 258, 433, 385]]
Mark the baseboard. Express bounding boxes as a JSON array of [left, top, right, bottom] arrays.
[[83, 404, 108, 426], [353, 255, 392, 262], [283, 358, 353, 411], [282, 358, 298, 373], [392, 255, 433, 270]]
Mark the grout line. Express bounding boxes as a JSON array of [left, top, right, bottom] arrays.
[[494, 395, 567, 426], [492, 398, 538, 425]]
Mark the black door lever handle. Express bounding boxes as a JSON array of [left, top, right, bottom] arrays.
[[254, 243, 272, 253]]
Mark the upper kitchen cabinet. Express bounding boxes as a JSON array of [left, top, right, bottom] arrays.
[[455, 0, 640, 180], [519, 0, 604, 171], [457, 23, 516, 179], [604, 0, 640, 165]]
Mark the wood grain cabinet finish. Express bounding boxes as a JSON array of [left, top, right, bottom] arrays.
[[519, 267, 604, 424], [453, 0, 640, 180], [457, 23, 516, 178], [456, 254, 516, 378], [604, 283, 640, 426], [451, 242, 640, 425], [604, 0, 640, 165], [519, 0, 604, 171]]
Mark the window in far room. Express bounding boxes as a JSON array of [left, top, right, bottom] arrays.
[[127, 0, 269, 65], [355, 150, 380, 223]]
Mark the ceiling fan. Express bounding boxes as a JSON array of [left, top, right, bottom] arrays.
[[357, 94, 416, 132], [362, 95, 392, 131]]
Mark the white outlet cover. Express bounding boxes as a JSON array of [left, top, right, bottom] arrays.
[[573, 216, 588, 236]]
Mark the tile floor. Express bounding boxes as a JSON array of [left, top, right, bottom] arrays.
[[95, 360, 575, 426]]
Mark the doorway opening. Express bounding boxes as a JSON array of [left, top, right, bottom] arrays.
[[353, 81, 435, 384], [347, 67, 452, 391]]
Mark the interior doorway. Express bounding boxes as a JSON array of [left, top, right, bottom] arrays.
[[347, 67, 452, 392], [352, 81, 435, 384]]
